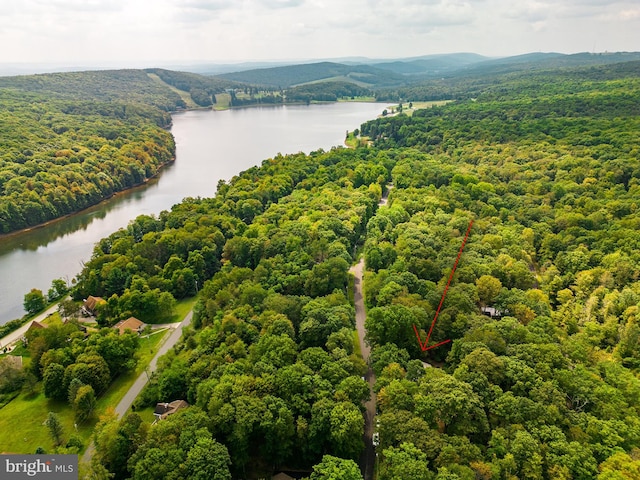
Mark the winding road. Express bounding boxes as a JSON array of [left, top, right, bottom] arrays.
[[351, 258, 376, 480], [81, 311, 193, 464], [352, 185, 392, 480]]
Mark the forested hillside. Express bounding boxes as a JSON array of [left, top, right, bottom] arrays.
[[80, 61, 640, 479], [0, 67, 380, 234], [144, 68, 240, 107], [0, 71, 183, 234], [218, 61, 406, 88], [286, 81, 374, 103], [375, 57, 640, 102], [358, 62, 640, 478]]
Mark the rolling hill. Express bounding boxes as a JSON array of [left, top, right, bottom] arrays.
[[216, 61, 407, 88]]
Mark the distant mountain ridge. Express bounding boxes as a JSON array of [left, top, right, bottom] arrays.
[[217, 61, 407, 88], [211, 51, 640, 89]]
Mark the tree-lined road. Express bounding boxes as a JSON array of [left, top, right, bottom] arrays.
[[352, 185, 391, 480], [351, 258, 376, 480], [82, 311, 193, 464]]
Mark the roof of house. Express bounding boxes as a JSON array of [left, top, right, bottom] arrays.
[[272, 474, 295, 480], [27, 320, 47, 331], [83, 296, 105, 311], [113, 317, 145, 335], [154, 400, 189, 419], [481, 306, 505, 317]]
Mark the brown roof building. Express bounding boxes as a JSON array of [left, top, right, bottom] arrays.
[[26, 320, 47, 333], [113, 317, 145, 335], [82, 296, 105, 316]]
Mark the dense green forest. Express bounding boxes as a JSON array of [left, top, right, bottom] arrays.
[[0, 71, 185, 233], [358, 63, 640, 479], [286, 81, 374, 103], [4, 53, 638, 235], [0, 68, 274, 234], [71, 60, 640, 479], [375, 56, 640, 102], [0, 67, 380, 234]]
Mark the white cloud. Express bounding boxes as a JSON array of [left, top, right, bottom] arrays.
[[619, 8, 640, 21], [182, 0, 237, 10], [0, 0, 637, 64], [255, 0, 306, 9]]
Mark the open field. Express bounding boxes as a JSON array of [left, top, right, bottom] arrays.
[[214, 92, 232, 109], [0, 329, 169, 454], [402, 100, 452, 115]]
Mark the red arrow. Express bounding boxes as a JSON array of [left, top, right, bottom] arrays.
[[414, 219, 474, 352]]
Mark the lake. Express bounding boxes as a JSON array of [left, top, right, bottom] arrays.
[[0, 102, 387, 324]]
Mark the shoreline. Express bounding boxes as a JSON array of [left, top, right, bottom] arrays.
[[0, 158, 175, 240], [194, 98, 380, 113], [1, 99, 389, 240]]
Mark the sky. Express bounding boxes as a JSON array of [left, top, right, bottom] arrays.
[[0, 0, 638, 68]]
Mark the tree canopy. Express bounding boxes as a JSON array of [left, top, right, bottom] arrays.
[[76, 58, 640, 479]]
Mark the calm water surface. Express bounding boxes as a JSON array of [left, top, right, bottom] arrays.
[[0, 102, 387, 324]]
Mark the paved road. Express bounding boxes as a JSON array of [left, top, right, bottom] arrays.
[[350, 259, 377, 480], [81, 310, 193, 464], [352, 185, 392, 480], [378, 184, 393, 206], [0, 303, 60, 350]]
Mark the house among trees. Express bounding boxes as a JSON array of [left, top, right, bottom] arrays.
[[113, 317, 146, 335], [153, 400, 189, 422], [481, 306, 504, 319], [26, 320, 47, 333], [272, 473, 296, 480], [82, 296, 105, 316]]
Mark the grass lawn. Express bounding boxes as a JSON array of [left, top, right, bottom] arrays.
[[214, 93, 231, 109], [0, 389, 90, 454], [135, 406, 156, 424], [0, 329, 169, 454], [168, 297, 197, 324], [337, 96, 377, 102], [94, 331, 168, 414], [402, 100, 452, 116], [143, 296, 196, 325]]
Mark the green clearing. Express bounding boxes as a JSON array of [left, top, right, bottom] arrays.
[[168, 297, 197, 323], [293, 75, 373, 88], [345, 132, 370, 148], [214, 92, 232, 109], [337, 96, 377, 102], [134, 406, 156, 424], [0, 328, 169, 454], [147, 73, 199, 109], [0, 390, 87, 454], [401, 100, 451, 116]]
